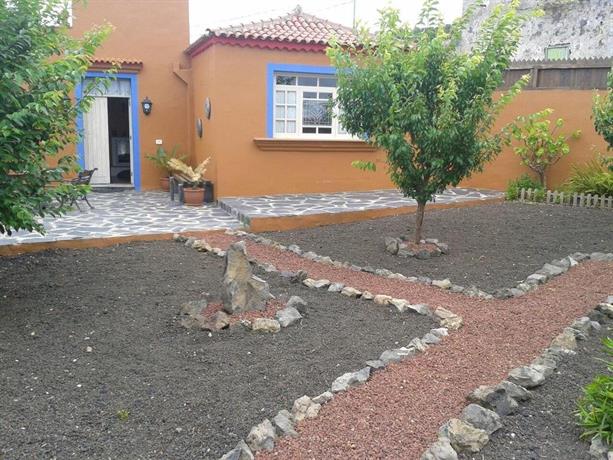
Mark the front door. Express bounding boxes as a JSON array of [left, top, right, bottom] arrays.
[[83, 97, 110, 184], [81, 77, 133, 185]]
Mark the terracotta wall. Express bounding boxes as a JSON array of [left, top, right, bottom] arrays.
[[71, 0, 190, 190], [462, 89, 608, 190], [192, 44, 607, 197], [190, 45, 393, 198]]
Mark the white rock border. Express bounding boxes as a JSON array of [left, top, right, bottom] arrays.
[[221, 229, 613, 300], [421, 296, 613, 460], [174, 233, 464, 459]]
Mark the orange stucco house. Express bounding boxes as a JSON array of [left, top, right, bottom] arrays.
[[73, 2, 609, 196]]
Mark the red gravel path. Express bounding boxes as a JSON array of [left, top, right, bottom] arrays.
[[203, 233, 613, 459]]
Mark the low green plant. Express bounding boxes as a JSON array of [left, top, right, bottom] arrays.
[[593, 70, 613, 150], [506, 173, 543, 200], [116, 409, 130, 421], [577, 337, 613, 445], [564, 156, 613, 196], [146, 146, 186, 176], [504, 108, 581, 189]]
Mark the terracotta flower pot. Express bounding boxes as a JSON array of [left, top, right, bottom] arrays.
[[160, 176, 170, 192], [183, 187, 205, 206]]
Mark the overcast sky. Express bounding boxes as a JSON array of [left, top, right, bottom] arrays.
[[189, 0, 464, 43]]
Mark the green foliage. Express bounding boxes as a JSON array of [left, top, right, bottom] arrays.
[[577, 337, 613, 445], [146, 145, 186, 175], [116, 409, 130, 421], [0, 0, 111, 235], [593, 71, 613, 150], [506, 173, 543, 200], [328, 0, 531, 242], [564, 157, 613, 196], [504, 108, 581, 188]]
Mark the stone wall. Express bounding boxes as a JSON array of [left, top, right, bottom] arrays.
[[461, 0, 612, 61]]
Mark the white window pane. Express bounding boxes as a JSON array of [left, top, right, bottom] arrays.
[[287, 121, 296, 133], [298, 76, 318, 86], [303, 91, 317, 99], [287, 106, 296, 119], [319, 77, 337, 87], [287, 91, 296, 104], [276, 75, 296, 85], [275, 91, 285, 104], [276, 105, 285, 118], [303, 100, 332, 126], [275, 120, 285, 133]]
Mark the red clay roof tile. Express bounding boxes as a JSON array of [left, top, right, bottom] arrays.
[[187, 5, 356, 54]]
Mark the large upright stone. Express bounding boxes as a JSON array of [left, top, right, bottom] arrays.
[[222, 241, 272, 314]]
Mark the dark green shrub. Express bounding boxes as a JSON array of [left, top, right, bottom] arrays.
[[577, 337, 613, 445], [506, 174, 543, 200], [565, 157, 613, 196]]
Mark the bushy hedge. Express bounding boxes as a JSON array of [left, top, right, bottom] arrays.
[[506, 174, 544, 200], [577, 337, 613, 445], [564, 158, 613, 197]]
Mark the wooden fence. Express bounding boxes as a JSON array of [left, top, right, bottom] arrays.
[[520, 188, 613, 209], [501, 58, 611, 90]]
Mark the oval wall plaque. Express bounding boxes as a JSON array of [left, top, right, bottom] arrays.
[[204, 97, 212, 119]]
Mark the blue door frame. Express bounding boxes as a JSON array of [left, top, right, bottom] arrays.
[[75, 72, 141, 190]]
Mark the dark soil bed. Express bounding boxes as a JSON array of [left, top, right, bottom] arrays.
[[460, 322, 612, 460], [0, 242, 435, 459], [262, 202, 613, 292]]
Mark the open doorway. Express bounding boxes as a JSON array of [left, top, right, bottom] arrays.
[[108, 97, 131, 184], [82, 76, 134, 186]]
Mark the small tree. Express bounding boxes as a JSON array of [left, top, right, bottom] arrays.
[[328, 0, 531, 243], [0, 0, 111, 235], [593, 70, 613, 150], [504, 108, 581, 188]]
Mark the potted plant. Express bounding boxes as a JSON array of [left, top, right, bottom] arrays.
[[146, 146, 185, 191], [166, 157, 211, 206]]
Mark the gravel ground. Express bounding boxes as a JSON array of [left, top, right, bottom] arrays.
[[203, 233, 613, 459], [460, 323, 612, 460], [0, 242, 435, 460], [261, 202, 613, 292]]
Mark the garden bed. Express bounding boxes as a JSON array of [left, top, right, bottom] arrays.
[[459, 323, 611, 460], [262, 202, 613, 292], [0, 242, 435, 459]]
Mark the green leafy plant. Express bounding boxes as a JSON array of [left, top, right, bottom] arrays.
[[564, 156, 613, 196], [116, 409, 130, 421], [577, 337, 613, 445], [506, 173, 544, 200], [0, 0, 111, 235], [593, 71, 613, 150], [504, 108, 581, 189], [328, 0, 532, 243], [146, 145, 186, 176]]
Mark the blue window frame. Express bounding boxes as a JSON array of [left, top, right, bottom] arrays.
[[75, 71, 141, 190], [266, 63, 342, 139]]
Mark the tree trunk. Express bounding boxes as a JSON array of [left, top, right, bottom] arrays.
[[414, 201, 426, 244], [538, 171, 546, 189]]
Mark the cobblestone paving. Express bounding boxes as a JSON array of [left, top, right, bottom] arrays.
[[0, 188, 503, 245], [219, 187, 503, 223], [0, 191, 241, 245]]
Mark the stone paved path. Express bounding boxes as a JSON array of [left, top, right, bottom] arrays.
[[0, 188, 502, 246], [219, 188, 503, 224], [0, 191, 241, 245]]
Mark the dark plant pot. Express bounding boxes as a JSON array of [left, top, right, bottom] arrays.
[[203, 180, 214, 203], [183, 187, 205, 206], [160, 176, 170, 192]]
